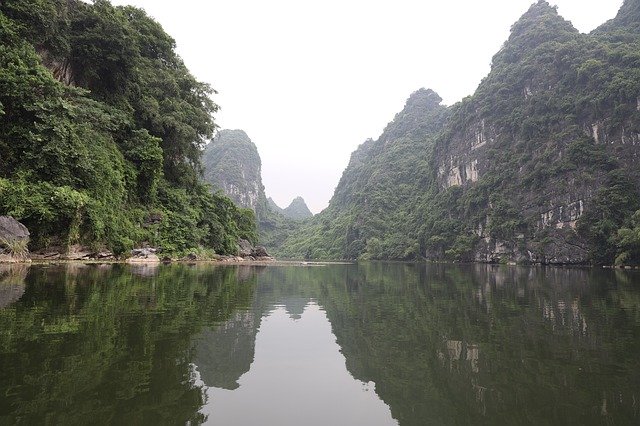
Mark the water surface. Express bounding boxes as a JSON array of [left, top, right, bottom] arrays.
[[0, 263, 639, 425]]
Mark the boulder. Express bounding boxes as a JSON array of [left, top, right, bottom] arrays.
[[0, 216, 30, 242], [0, 216, 30, 261], [238, 239, 254, 257], [128, 248, 160, 263], [251, 246, 269, 258]]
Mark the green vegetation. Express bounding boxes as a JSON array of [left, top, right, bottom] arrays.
[[276, 88, 450, 261], [0, 236, 28, 259], [616, 210, 640, 265], [202, 130, 268, 218], [201, 129, 314, 250], [0, 0, 256, 256], [276, 1, 640, 265], [279, 196, 313, 220]]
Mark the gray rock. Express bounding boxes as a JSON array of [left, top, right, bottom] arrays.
[[63, 245, 93, 260], [96, 251, 115, 260], [238, 239, 254, 257], [129, 248, 161, 263], [251, 246, 269, 258], [0, 217, 30, 261], [0, 216, 30, 242]]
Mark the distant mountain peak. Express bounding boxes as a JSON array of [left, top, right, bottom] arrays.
[[406, 88, 443, 110], [284, 197, 313, 220], [268, 196, 313, 220], [596, 0, 640, 34], [492, 0, 577, 65], [377, 88, 447, 145], [267, 197, 284, 214]]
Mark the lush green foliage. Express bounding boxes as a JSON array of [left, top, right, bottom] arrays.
[[276, 1, 640, 265], [0, 0, 256, 255]]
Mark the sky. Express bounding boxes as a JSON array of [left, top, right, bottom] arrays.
[[110, 0, 623, 213]]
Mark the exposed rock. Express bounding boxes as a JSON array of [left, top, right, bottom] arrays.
[[275, 2, 640, 264], [0, 216, 29, 242], [202, 129, 269, 219], [0, 216, 30, 262], [36, 48, 75, 85], [63, 245, 94, 261], [95, 251, 115, 260], [251, 246, 269, 258], [30, 248, 62, 260], [238, 239, 254, 257], [235, 239, 273, 260], [128, 248, 160, 263], [143, 212, 163, 228]]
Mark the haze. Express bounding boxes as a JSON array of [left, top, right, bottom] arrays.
[[110, 0, 622, 213]]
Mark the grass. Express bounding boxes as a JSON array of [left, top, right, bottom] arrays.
[[0, 237, 29, 260]]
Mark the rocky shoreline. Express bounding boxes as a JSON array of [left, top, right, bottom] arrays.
[[1, 215, 277, 265], [27, 244, 276, 264]]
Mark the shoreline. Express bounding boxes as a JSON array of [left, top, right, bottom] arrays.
[[17, 259, 354, 267], [1, 258, 638, 270]]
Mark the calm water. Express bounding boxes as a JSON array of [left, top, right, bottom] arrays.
[[0, 263, 639, 425]]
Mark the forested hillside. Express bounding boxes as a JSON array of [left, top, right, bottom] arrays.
[[277, 0, 640, 265], [0, 0, 256, 256]]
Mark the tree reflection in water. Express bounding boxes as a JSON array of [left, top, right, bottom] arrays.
[[1, 263, 639, 425]]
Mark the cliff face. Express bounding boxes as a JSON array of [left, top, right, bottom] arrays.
[[277, 1, 640, 264], [429, 0, 640, 264], [202, 130, 268, 216]]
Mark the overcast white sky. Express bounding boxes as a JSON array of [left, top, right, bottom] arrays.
[[111, 0, 623, 213]]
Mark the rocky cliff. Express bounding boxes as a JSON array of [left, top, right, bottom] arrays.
[[276, 0, 640, 265], [202, 130, 269, 217]]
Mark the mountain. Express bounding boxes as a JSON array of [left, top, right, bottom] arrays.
[[267, 197, 285, 214], [283, 197, 313, 220], [201, 131, 310, 248], [0, 0, 256, 256], [268, 197, 313, 220], [202, 129, 269, 217], [277, 0, 640, 265]]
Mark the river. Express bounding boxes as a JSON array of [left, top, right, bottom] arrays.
[[0, 263, 638, 425]]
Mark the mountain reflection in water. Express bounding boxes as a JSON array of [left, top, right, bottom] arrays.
[[198, 303, 395, 425], [0, 263, 639, 425]]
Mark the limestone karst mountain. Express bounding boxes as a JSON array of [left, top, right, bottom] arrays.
[[276, 0, 640, 265], [202, 129, 269, 217], [268, 196, 313, 221]]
